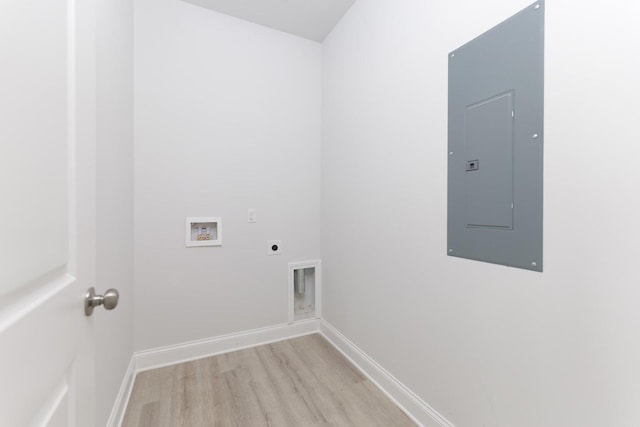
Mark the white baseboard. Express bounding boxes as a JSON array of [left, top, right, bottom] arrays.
[[109, 318, 453, 427], [134, 319, 320, 373], [320, 320, 455, 427], [106, 356, 136, 427], [108, 320, 320, 426]]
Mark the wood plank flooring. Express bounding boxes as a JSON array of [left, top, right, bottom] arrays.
[[122, 333, 417, 427]]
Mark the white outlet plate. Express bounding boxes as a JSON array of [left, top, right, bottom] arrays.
[[267, 240, 281, 255], [248, 208, 256, 223]]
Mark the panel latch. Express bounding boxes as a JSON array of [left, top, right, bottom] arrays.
[[465, 160, 480, 172]]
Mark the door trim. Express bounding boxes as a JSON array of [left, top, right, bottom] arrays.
[[106, 357, 136, 427]]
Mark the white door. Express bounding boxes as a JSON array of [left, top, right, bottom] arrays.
[[1, 0, 99, 425]]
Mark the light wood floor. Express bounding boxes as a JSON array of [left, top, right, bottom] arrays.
[[122, 333, 417, 427]]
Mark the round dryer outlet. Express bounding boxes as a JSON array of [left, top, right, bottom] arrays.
[[267, 240, 282, 255]]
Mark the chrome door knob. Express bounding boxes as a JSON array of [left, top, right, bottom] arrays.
[[84, 287, 119, 316], [102, 289, 119, 310]]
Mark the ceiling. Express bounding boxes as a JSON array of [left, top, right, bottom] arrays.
[[181, 0, 357, 42]]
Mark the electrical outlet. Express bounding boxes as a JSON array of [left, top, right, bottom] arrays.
[[267, 240, 281, 255], [248, 208, 256, 223]]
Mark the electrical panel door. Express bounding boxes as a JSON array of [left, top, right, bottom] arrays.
[[448, 1, 544, 271]]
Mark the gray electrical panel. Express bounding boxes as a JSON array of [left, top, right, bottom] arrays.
[[447, 1, 544, 272]]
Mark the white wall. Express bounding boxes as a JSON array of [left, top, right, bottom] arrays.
[[95, 0, 134, 425], [321, 1, 640, 426], [134, 0, 321, 350]]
